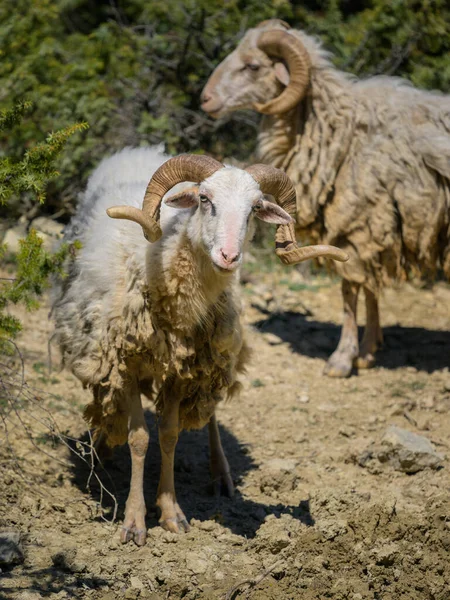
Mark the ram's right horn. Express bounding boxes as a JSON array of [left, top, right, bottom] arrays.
[[245, 164, 348, 264]]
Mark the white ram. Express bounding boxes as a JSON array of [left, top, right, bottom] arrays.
[[52, 146, 345, 544]]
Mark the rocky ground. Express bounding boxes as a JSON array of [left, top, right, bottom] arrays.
[[1, 266, 450, 600]]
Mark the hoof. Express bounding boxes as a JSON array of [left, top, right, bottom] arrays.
[[354, 354, 376, 369], [159, 515, 190, 534], [323, 356, 353, 378], [120, 525, 147, 546]]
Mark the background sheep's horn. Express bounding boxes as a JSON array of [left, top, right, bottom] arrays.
[[256, 19, 291, 30], [245, 164, 348, 264], [254, 30, 311, 115], [107, 154, 223, 241]]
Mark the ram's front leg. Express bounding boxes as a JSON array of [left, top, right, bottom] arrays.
[[356, 287, 383, 369], [324, 279, 360, 378], [156, 396, 190, 533], [121, 382, 149, 546], [208, 412, 234, 497]]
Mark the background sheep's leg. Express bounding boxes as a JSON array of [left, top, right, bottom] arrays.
[[156, 397, 190, 533], [356, 287, 383, 368], [208, 412, 234, 497], [121, 383, 149, 546], [323, 279, 360, 378]]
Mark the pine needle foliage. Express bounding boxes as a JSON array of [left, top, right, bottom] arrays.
[[0, 102, 86, 350], [0, 102, 88, 204]]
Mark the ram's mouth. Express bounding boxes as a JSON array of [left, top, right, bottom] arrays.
[[212, 260, 238, 275], [201, 98, 227, 119]]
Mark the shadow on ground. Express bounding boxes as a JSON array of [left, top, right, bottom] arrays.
[[69, 411, 314, 539], [253, 308, 450, 373], [0, 567, 108, 600]]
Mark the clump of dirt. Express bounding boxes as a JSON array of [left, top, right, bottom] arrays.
[[1, 273, 450, 599]]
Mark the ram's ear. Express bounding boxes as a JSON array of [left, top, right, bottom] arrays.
[[254, 199, 293, 225], [164, 186, 199, 209], [274, 62, 290, 86]]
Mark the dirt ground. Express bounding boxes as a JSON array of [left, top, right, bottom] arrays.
[[1, 269, 450, 600]]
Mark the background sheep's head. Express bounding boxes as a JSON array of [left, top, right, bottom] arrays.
[[201, 20, 310, 117]]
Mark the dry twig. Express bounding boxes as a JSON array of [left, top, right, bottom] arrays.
[[224, 560, 283, 600]]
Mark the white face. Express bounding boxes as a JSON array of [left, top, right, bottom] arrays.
[[164, 167, 292, 273]]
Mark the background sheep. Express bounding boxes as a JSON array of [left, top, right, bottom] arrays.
[[52, 146, 345, 545], [201, 19, 450, 378]]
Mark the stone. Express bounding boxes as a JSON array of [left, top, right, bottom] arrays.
[[263, 332, 283, 346], [297, 392, 310, 404], [265, 458, 297, 473], [0, 530, 24, 566], [30, 217, 64, 250], [130, 576, 145, 590], [30, 216, 64, 238], [3, 226, 27, 253], [186, 553, 208, 575], [316, 519, 348, 540], [360, 426, 444, 474]]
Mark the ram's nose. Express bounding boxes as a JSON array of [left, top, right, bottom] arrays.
[[200, 90, 212, 104], [220, 249, 240, 265]]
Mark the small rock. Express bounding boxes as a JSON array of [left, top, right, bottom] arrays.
[[419, 395, 436, 410], [268, 533, 291, 554], [339, 425, 356, 438], [297, 392, 310, 404], [263, 332, 283, 346], [30, 216, 64, 238], [265, 458, 297, 473], [316, 519, 348, 540], [0, 530, 24, 566], [360, 426, 444, 474], [3, 226, 27, 253], [130, 576, 145, 590], [186, 554, 208, 575]]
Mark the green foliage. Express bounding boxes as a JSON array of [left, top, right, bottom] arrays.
[[1, 1, 449, 218], [0, 101, 88, 204], [0, 101, 84, 349], [0, 229, 81, 351]]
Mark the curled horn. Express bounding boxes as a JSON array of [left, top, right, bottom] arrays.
[[245, 164, 348, 264], [107, 154, 223, 241], [254, 29, 311, 115], [256, 19, 291, 30]]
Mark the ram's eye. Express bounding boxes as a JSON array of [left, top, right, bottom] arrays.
[[245, 62, 260, 71], [199, 194, 209, 203]]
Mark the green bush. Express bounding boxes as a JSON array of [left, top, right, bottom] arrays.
[[2, 1, 448, 220], [0, 102, 85, 350]]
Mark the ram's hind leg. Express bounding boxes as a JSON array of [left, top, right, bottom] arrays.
[[356, 287, 383, 369], [324, 280, 360, 378], [209, 412, 234, 497], [121, 381, 149, 546], [156, 396, 190, 533]]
